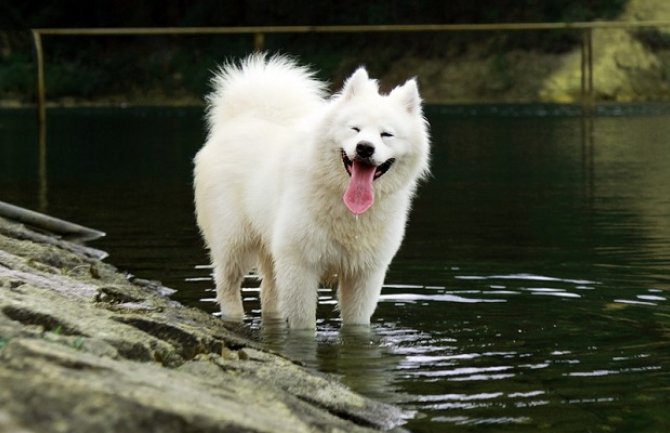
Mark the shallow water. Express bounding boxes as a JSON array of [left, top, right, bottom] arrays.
[[2, 106, 669, 432]]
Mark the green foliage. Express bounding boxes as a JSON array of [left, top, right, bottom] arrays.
[[0, 1, 629, 102], [0, 0, 629, 29], [72, 337, 85, 350], [0, 52, 35, 100], [491, 52, 513, 90]]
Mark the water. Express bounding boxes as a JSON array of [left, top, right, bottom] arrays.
[[2, 106, 669, 432]]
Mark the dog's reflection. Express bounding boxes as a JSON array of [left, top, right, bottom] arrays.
[[260, 318, 403, 402]]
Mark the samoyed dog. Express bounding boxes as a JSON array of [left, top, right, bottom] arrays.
[[194, 54, 430, 329]]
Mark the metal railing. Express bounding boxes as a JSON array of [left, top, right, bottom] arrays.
[[25, 21, 670, 212], [30, 21, 670, 123]]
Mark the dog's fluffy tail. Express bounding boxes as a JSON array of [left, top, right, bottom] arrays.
[[206, 53, 327, 135]]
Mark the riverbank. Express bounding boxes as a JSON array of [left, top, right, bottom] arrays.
[[0, 214, 408, 433], [2, 2, 670, 107], [3, 27, 670, 108], [380, 1, 670, 104]]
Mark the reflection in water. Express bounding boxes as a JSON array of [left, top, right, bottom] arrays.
[[261, 322, 405, 402], [38, 119, 47, 211], [2, 106, 670, 432]]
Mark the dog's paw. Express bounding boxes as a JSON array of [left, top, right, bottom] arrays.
[[219, 304, 245, 322]]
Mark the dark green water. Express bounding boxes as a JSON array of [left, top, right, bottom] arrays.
[[2, 106, 669, 432]]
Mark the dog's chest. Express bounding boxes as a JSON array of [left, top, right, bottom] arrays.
[[328, 212, 388, 255]]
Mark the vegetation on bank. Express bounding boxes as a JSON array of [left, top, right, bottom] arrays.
[[0, 1, 628, 104]]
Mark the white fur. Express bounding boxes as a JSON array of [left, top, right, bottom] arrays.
[[194, 54, 430, 329]]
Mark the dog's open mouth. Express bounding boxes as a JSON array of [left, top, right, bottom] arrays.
[[341, 150, 396, 215], [341, 149, 395, 180]]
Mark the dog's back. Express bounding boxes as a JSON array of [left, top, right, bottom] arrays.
[[195, 55, 324, 242]]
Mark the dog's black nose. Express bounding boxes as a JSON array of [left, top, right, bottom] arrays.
[[356, 142, 375, 158]]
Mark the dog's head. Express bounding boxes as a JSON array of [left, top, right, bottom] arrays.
[[323, 68, 431, 215]]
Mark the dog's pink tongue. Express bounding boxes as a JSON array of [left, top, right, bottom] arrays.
[[343, 160, 376, 215]]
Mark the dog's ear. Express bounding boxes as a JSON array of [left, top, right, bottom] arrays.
[[341, 67, 377, 99], [390, 78, 422, 114]]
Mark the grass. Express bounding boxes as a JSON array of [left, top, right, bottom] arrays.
[[72, 336, 85, 350], [36, 326, 86, 351]]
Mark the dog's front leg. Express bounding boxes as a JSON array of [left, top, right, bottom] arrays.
[[337, 267, 387, 326]]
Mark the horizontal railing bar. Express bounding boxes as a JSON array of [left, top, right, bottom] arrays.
[[32, 20, 670, 36]]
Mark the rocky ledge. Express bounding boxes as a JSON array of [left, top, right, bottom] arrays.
[[0, 215, 407, 433]]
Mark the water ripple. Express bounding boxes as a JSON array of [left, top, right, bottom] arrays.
[[433, 416, 532, 426], [455, 273, 598, 285], [379, 293, 505, 303]]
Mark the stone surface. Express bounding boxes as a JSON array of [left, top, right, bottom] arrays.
[[0, 216, 408, 433]]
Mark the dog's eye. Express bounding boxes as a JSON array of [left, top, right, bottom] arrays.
[[351, 127, 360, 133], [381, 132, 394, 138]]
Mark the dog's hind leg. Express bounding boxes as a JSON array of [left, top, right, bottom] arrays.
[[258, 251, 281, 320], [211, 247, 252, 321]]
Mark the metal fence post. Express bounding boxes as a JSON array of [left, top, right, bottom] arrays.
[[580, 28, 594, 114], [31, 29, 49, 210], [254, 32, 265, 51], [31, 29, 47, 126]]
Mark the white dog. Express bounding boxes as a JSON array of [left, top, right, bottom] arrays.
[[194, 54, 430, 329]]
